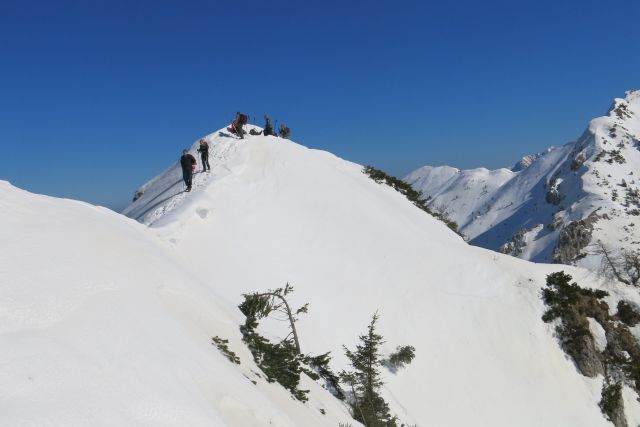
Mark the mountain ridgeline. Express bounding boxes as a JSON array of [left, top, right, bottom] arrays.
[[406, 90, 640, 274], [4, 106, 640, 426]]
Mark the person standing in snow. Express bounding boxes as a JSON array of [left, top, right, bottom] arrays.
[[180, 149, 197, 192], [279, 123, 291, 139], [263, 114, 274, 136], [197, 139, 210, 172]]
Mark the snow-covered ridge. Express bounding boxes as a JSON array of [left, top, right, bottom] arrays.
[[406, 90, 640, 270], [4, 118, 640, 425], [118, 126, 640, 425]]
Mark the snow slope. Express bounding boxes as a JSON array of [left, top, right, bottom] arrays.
[[406, 90, 640, 269], [122, 126, 640, 425], [0, 181, 356, 427]]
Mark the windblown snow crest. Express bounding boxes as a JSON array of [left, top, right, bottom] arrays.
[[406, 90, 640, 271]]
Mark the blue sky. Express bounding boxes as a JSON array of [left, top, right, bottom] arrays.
[[1, 0, 639, 211]]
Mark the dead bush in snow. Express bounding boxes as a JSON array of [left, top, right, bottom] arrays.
[[596, 242, 640, 287]]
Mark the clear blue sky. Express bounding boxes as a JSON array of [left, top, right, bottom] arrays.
[[1, 0, 639, 211]]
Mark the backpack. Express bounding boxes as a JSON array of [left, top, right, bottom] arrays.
[[239, 114, 248, 125]]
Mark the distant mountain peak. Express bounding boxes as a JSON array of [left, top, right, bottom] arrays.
[[407, 90, 640, 271], [511, 152, 543, 172]]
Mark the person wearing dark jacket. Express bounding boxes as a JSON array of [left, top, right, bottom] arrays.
[[263, 114, 273, 136], [180, 149, 197, 192], [232, 112, 248, 139], [279, 123, 291, 139], [197, 139, 210, 172]]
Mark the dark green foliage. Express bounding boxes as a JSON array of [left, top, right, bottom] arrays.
[[239, 285, 309, 402], [239, 293, 275, 320], [211, 336, 241, 364], [541, 271, 640, 423], [541, 272, 608, 323], [239, 286, 350, 403], [617, 300, 640, 326], [258, 339, 308, 401], [341, 313, 397, 427], [604, 325, 640, 393], [363, 166, 460, 235], [386, 345, 416, 371], [303, 352, 345, 400], [239, 283, 306, 353], [240, 320, 309, 401], [541, 272, 610, 375], [599, 382, 624, 424]]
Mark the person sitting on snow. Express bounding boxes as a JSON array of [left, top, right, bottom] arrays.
[[231, 112, 248, 139]]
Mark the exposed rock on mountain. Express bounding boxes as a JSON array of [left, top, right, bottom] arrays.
[[406, 90, 640, 272]]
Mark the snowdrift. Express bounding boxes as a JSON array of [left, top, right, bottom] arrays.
[[122, 127, 640, 425]]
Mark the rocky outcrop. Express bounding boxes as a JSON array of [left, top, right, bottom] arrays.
[[569, 333, 606, 377], [542, 272, 640, 426], [499, 229, 527, 257], [547, 214, 563, 231], [571, 150, 587, 171], [511, 153, 543, 172], [545, 176, 563, 205], [552, 214, 600, 264], [407, 90, 640, 272]]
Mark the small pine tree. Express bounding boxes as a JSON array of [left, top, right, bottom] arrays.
[[303, 352, 345, 400], [238, 284, 309, 401], [341, 312, 395, 426], [239, 283, 307, 353]]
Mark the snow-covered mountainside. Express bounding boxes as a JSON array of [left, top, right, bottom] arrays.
[[3, 121, 640, 426], [0, 181, 354, 426], [406, 90, 640, 270], [119, 127, 640, 425]]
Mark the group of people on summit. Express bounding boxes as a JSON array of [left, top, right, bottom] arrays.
[[179, 112, 291, 192], [230, 112, 291, 140]]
